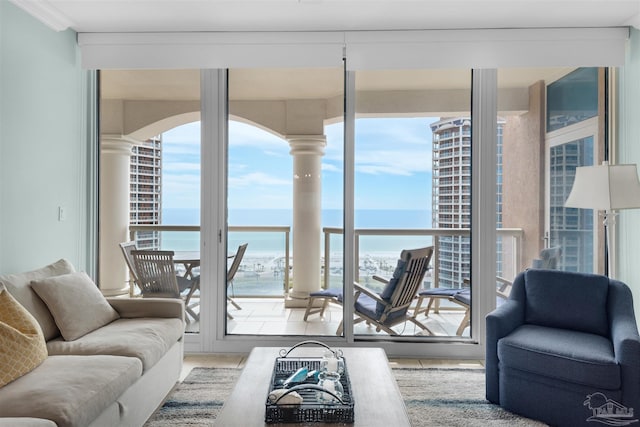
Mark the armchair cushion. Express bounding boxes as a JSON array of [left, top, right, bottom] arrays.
[[524, 269, 609, 336], [498, 324, 619, 390]]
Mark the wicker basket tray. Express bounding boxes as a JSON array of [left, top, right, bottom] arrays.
[[265, 340, 355, 424]]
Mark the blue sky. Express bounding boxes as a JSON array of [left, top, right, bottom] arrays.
[[162, 117, 437, 213]]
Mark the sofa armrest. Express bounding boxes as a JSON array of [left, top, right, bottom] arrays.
[[106, 297, 184, 321], [485, 299, 525, 403]]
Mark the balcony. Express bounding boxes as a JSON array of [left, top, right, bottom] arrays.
[[127, 224, 523, 337]]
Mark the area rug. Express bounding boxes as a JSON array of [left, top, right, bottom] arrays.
[[145, 367, 547, 426]]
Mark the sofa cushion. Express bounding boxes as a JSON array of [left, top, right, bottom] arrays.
[[47, 317, 184, 372], [31, 272, 120, 341], [0, 259, 75, 341], [498, 324, 619, 390], [524, 269, 609, 336], [0, 355, 142, 427], [0, 284, 48, 387]]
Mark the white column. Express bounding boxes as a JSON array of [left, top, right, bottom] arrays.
[[286, 135, 326, 305], [99, 135, 137, 296]]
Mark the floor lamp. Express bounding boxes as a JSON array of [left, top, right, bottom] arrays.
[[565, 161, 640, 277]]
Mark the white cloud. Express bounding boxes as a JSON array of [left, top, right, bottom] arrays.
[[229, 172, 291, 188], [264, 149, 287, 158], [163, 162, 200, 173], [162, 174, 200, 208], [229, 162, 249, 173], [322, 163, 341, 173], [357, 149, 432, 176]]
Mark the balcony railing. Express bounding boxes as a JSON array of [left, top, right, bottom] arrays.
[[128, 224, 523, 297], [129, 225, 292, 294]]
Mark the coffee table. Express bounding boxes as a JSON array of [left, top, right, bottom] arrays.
[[214, 346, 411, 426]]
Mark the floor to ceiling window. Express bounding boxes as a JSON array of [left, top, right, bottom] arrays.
[[87, 28, 625, 356]]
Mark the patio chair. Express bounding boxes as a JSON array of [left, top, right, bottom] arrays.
[[119, 241, 140, 297], [303, 288, 343, 321], [332, 246, 434, 336], [531, 246, 561, 269], [226, 243, 248, 319], [412, 276, 512, 336], [131, 249, 200, 322]]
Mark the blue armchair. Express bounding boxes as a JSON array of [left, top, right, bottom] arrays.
[[486, 269, 640, 426]]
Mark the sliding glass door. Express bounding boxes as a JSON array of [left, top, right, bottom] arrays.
[[225, 67, 345, 336], [352, 69, 473, 338], [99, 69, 202, 333]]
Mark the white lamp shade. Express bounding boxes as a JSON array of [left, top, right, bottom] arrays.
[[565, 162, 640, 210]]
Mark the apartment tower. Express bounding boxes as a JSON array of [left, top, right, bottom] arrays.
[[129, 136, 162, 249], [431, 118, 504, 288]]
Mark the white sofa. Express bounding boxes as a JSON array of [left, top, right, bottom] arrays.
[[0, 259, 184, 427]]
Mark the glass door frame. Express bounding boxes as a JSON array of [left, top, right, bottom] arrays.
[[191, 68, 498, 359]]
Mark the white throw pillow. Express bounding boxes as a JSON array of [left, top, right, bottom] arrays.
[[0, 258, 76, 341], [30, 272, 119, 341]]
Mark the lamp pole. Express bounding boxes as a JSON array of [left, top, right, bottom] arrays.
[[602, 211, 615, 277]]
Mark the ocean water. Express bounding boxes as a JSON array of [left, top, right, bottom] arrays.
[[158, 207, 435, 295], [162, 208, 431, 228], [160, 207, 433, 254]]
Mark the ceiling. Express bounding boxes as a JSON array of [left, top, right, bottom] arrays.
[[11, 0, 640, 34]]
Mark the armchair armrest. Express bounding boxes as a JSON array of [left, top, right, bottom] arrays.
[[485, 300, 525, 403], [107, 297, 185, 321], [486, 300, 524, 340], [608, 280, 640, 407], [608, 281, 640, 362]]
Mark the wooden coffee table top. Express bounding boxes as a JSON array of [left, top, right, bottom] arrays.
[[214, 346, 411, 426]]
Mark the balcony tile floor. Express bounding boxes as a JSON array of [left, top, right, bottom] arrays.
[[187, 297, 468, 337]]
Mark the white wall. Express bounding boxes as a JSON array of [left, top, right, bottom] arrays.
[[617, 28, 640, 321], [0, 2, 87, 274]]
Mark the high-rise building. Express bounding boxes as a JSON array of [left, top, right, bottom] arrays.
[[431, 117, 504, 288], [549, 138, 594, 272], [130, 136, 162, 249]]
